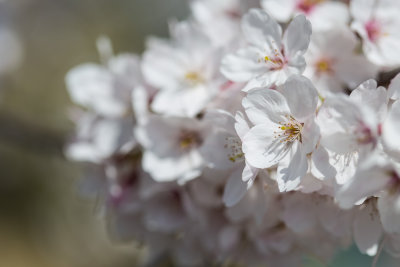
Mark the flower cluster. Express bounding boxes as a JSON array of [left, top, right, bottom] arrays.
[[66, 0, 400, 266]]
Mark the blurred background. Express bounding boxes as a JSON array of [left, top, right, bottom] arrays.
[[0, 0, 398, 266]]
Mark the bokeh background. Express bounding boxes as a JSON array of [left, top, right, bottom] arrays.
[[0, 0, 398, 266]]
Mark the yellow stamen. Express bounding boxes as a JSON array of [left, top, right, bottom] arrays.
[[180, 138, 193, 149], [316, 60, 330, 72], [184, 72, 203, 85]]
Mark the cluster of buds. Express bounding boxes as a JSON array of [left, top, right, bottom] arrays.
[[65, 0, 400, 266]]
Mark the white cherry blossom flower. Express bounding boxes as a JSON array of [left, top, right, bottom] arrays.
[[242, 75, 319, 191], [304, 27, 378, 95], [261, 0, 349, 31], [337, 154, 400, 237], [138, 115, 209, 183], [66, 53, 141, 117], [200, 110, 259, 207], [351, 0, 400, 67], [221, 9, 312, 90], [66, 112, 135, 163], [142, 21, 223, 117]]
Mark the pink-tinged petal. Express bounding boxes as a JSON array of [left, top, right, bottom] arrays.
[[388, 73, 400, 100], [223, 167, 249, 207], [221, 46, 266, 82], [276, 142, 308, 192], [283, 15, 312, 60], [242, 9, 282, 48], [336, 155, 392, 209], [382, 101, 400, 161], [279, 75, 318, 121], [353, 204, 382, 256], [243, 88, 290, 125], [242, 122, 288, 169], [378, 193, 400, 234]]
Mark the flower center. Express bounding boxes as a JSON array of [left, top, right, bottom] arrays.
[[274, 116, 303, 143], [258, 48, 286, 70], [184, 71, 204, 86], [297, 0, 325, 13], [354, 122, 375, 145], [179, 130, 202, 150], [224, 136, 244, 162], [315, 58, 333, 75], [365, 19, 384, 43]]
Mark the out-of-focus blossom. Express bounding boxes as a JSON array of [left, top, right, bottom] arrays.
[[351, 0, 400, 67], [261, 0, 349, 31]]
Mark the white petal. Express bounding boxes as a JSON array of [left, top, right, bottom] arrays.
[[223, 167, 249, 207], [336, 56, 379, 90], [389, 73, 400, 100], [350, 0, 375, 23], [283, 15, 312, 60], [242, 9, 282, 48], [300, 118, 320, 154], [242, 88, 290, 125], [234, 111, 251, 139], [242, 122, 288, 169], [200, 130, 237, 170], [142, 150, 203, 182], [279, 75, 318, 120], [311, 145, 336, 179], [65, 64, 126, 116], [242, 162, 259, 186], [276, 142, 308, 192], [349, 79, 387, 119], [378, 193, 400, 234], [281, 193, 317, 233], [353, 204, 382, 256], [221, 47, 266, 82], [308, 2, 349, 31], [382, 101, 400, 161], [142, 47, 186, 89], [151, 85, 211, 117], [260, 0, 296, 22], [336, 155, 392, 209]]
